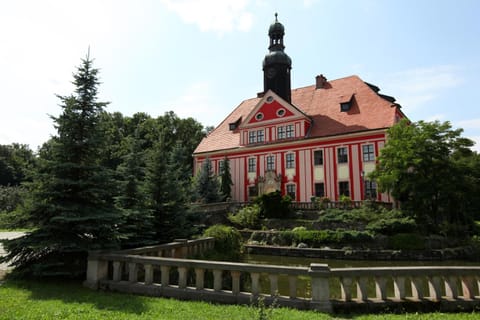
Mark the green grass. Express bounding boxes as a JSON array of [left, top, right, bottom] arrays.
[[0, 280, 478, 320]]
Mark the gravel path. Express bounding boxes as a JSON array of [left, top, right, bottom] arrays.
[[0, 231, 25, 278]]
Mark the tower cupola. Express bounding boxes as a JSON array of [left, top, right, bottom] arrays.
[[262, 13, 292, 103]]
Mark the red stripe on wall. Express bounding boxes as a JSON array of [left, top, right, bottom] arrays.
[[348, 145, 355, 200], [332, 147, 338, 201]]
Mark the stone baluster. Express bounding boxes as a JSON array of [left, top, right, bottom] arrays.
[[444, 276, 458, 299], [375, 276, 388, 300], [84, 256, 109, 289], [231, 271, 241, 295], [411, 277, 424, 300], [251, 272, 261, 296], [428, 276, 443, 301], [213, 269, 223, 292], [144, 264, 153, 285], [170, 248, 176, 258], [195, 268, 205, 290], [128, 262, 138, 283], [393, 276, 406, 300], [269, 274, 278, 296], [356, 277, 368, 301], [288, 275, 297, 299], [113, 261, 122, 282], [309, 264, 332, 312], [161, 266, 170, 286], [178, 267, 188, 289], [461, 276, 476, 299], [340, 277, 353, 301]]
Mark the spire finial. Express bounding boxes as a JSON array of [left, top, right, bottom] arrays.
[[275, 12, 278, 22]]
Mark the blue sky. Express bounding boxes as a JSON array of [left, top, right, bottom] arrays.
[[1, 0, 479, 151]]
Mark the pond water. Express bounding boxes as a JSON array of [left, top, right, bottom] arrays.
[[242, 253, 480, 268]]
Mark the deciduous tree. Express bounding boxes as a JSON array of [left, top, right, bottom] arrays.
[[371, 119, 477, 236]]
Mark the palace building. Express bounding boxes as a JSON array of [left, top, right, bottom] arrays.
[[193, 15, 406, 203]]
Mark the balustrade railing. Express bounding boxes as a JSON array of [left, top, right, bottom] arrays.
[[84, 238, 480, 313]]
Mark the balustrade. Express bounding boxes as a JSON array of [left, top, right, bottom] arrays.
[[84, 238, 480, 313]]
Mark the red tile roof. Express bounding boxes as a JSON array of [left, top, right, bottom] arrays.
[[194, 75, 402, 154]]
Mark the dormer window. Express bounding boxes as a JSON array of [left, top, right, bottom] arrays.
[[229, 117, 242, 130], [340, 95, 354, 112], [340, 102, 351, 112]]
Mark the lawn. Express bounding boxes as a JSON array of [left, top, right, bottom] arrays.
[[0, 280, 478, 320]]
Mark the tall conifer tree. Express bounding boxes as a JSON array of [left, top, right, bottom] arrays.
[[1, 54, 121, 277], [219, 156, 232, 201]]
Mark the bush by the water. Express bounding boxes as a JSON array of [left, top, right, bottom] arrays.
[[250, 229, 374, 248], [366, 209, 417, 235], [203, 225, 242, 261], [228, 204, 261, 229]]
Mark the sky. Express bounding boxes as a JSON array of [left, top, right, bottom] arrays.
[[1, 0, 479, 152]]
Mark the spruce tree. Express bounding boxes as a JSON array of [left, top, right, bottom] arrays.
[[194, 157, 221, 203], [219, 156, 233, 201], [115, 134, 155, 248], [0, 54, 121, 277]]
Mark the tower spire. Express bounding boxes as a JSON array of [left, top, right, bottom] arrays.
[[262, 13, 292, 103]]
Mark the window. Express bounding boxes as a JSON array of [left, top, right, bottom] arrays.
[[277, 108, 286, 117], [340, 102, 351, 112], [286, 153, 295, 169], [286, 125, 294, 138], [248, 131, 256, 144], [257, 129, 264, 143], [248, 186, 258, 199], [277, 126, 286, 139], [314, 150, 323, 166], [219, 160, 225, 173], [266, 155, 275, 171], [255, 112, 264, 121], [286, 184, 296, 200], [338, 147, 348, 164], [362, 144, 375, 162], [248, 158, 256, 173], [314, 183, 324, 197], [339, 181, 350, 197], [365, 181, 377, 199]]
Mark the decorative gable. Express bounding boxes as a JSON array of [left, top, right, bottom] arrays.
[[240, 90, 309, 129]]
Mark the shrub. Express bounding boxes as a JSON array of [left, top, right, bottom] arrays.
[[277, 229, 373, 247], [0, 185, 28, 229], [228, 204, 261, 229], [292, 226, 307, 232], [203, 225, 242, 261], [255, 191, 292, 219], [366, 210, 416, 235]]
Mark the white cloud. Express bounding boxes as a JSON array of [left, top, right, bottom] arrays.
[[457, 118, 480, 130], [425, 114, 446, 122], [0, 0, 156, 149], [160, 0, 254, 35], [468, 136, 480, 153], [158, 82, 225, 127], [382, 65, 463, 110]]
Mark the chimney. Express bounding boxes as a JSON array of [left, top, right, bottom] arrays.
[[315, 74, 327, 89]]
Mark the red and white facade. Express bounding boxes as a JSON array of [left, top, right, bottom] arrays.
[[193, 17, 406, 203]]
